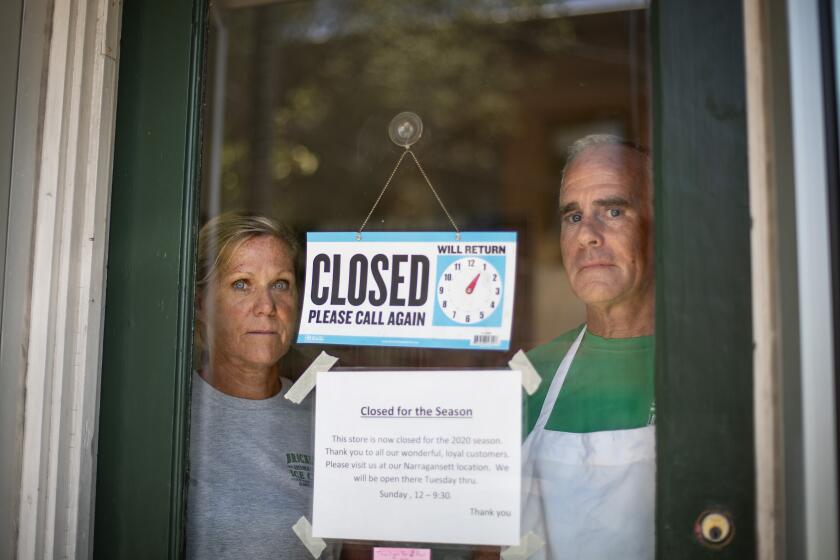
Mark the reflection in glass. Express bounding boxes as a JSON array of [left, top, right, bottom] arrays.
[[196, 1, 650, 557]]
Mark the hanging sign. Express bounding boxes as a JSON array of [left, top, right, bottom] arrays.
[[297, 232, 517, 350], [311, 369, 522, 545]]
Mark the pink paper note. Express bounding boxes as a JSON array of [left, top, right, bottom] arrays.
[[373, 547, 432, 560]]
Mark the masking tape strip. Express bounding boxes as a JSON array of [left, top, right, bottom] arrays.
[[292, 516, 327, 559], [285, 351, 338, 404], [500, 531, 545, 560], [509, 350, 542, 395]]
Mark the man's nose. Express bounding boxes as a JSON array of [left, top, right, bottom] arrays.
[[253, 287, 277, 316], [577, 215, 604, 247]]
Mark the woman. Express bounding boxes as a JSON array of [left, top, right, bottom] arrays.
[[186, 213, 319, 559]]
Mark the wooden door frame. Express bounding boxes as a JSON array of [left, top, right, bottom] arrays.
[[94, 1, 763, 558], [93, 0, 206, 557], [652, 1, 756, 558]]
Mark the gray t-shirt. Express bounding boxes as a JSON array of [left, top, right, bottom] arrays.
[[186, 373, 318, 559]]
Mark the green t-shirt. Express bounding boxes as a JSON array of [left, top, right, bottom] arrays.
[[524, 325, 654, 435]]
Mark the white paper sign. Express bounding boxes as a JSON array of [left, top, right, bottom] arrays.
[[312, 370, 522, 546], [297, 232, 517, 350]]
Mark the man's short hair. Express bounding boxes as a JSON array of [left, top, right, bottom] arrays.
[[560, 134, 650, 187]]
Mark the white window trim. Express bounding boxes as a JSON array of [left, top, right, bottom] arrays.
[[15, 0, 122, 557], [787, 0, 840, 559]]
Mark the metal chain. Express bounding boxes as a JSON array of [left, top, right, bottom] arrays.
[[357, 149, 410, 239], [357, 148, 461, 240], [406, 150, 461, 238]]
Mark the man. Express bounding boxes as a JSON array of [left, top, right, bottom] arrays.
[[520, 135, 655, 559]]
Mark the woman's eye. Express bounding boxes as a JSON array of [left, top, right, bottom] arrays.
[[232, 279, 247, 290], [271, 279, 290, 291]]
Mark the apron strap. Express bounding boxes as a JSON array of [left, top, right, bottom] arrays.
[[532, 325, 587, 433]]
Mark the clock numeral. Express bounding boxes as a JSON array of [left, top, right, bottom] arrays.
[[436, 257, 503, 325]]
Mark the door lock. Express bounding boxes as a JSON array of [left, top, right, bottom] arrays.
[[694, 510, 734, 549]]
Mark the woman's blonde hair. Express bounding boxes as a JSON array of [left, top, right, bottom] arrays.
[[194, 212, 300, 359]]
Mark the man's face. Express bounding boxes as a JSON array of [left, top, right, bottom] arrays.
[[559, 144, 653, 310]]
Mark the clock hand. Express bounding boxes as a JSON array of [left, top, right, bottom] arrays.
[[465, 273, 481, 295]]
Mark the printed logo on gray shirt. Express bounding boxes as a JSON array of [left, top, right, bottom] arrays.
[[286, 452, 312, 487]]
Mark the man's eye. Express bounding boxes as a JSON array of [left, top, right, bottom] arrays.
[[566, 213, 582, 224], [232, 279, 248, 290], [608, 208, 622, 218], [271, 279, 290, 291]]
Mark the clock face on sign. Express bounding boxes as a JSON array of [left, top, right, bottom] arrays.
[[436, 257, 502, 325]]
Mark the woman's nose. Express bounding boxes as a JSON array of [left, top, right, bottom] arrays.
[[253, 287, 277, 315]]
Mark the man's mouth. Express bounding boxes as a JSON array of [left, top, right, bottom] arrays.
[[579, 262, 612, 270]]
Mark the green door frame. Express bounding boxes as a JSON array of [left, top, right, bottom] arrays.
[[93, 0, 206, 557], [0, 0, 24, 555], [652, 1, 755, 558], [93, 1, 756, 558]]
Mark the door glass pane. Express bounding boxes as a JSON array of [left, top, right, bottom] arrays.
[[188, 1, 652, 558]]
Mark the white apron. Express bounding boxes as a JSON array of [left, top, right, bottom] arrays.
[[520, 326, 655, 559]]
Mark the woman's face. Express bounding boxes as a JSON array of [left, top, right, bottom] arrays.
[[201, 235, 298, 374]]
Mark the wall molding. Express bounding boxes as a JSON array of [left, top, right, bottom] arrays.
[[16, 0, 122, 557], [787, 0, 840, 558]]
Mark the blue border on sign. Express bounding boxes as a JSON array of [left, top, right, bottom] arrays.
[[307, 231, 517, 243], [296, 333, 510, 351], [432, 254, 506, 328]]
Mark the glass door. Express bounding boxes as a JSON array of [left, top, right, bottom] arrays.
[[94, 1, 757, 558]]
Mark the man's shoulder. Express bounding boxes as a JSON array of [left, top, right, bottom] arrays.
[[526, 325, 584, 370], [522, 325, 584, 438]]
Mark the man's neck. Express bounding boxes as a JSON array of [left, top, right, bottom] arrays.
[[585, 291, 654, 339]]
